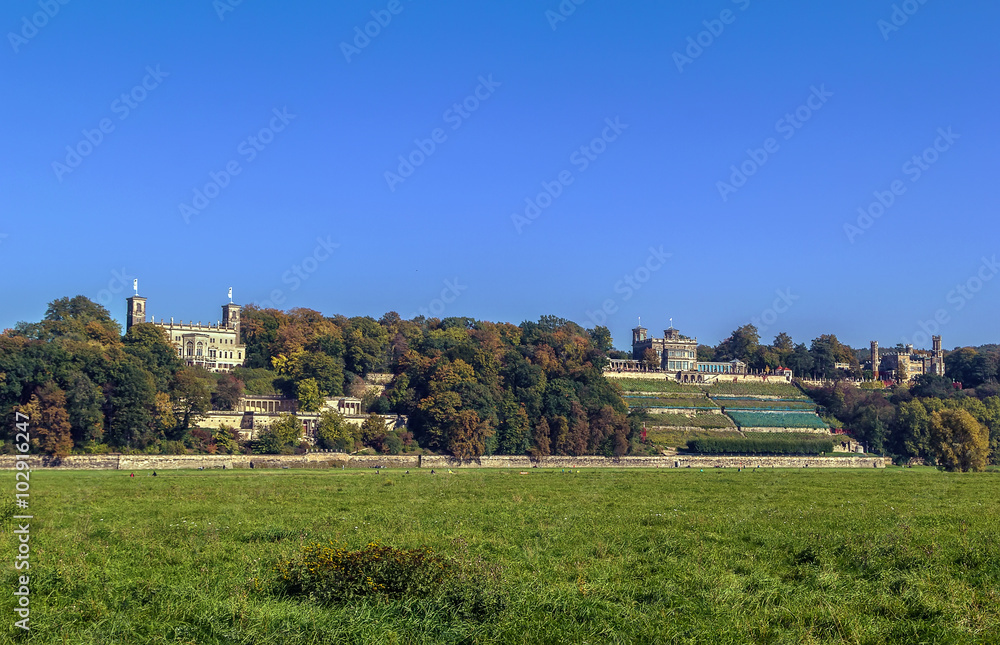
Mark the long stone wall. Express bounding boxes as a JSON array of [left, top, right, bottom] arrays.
[[0, 453, 887, 470], [420, 455, 886, 469]]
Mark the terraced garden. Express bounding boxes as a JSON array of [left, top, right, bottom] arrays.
[[632, 411, 735, 429], [625, 395, 718, 409], [703, 381, 806, 398], [645, 427, 743, 449], [710, 398, 817, 411], [726, 410, 830, 429], [612, 378, 704, 394]]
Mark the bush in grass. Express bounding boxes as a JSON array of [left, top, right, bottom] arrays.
[[272, 540, 504, 620], [686, 434, 834, 455]]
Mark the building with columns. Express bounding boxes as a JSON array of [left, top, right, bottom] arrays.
[[126, 291, 246, 373]]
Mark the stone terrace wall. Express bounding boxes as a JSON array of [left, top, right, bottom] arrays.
[[738, 427, 830, 434], [0, 453, 887, 470]]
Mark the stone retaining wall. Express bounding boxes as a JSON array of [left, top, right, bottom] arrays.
[[0, 453, 887, 470], [738, 427, 830, 434]]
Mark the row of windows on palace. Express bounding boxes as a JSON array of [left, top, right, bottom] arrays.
[[177, 341, 243, 361]]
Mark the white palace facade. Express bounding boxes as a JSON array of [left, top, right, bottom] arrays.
[[126, 292, 246, 373]]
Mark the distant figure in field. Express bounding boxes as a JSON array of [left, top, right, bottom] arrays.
[[250, 461, 255, 469], [430, 470, 436, 474], [130, 472, 134, 478], [152, 471, 157, 477]]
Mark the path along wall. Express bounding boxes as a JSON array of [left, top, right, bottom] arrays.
[[0, 453, 887, 470]]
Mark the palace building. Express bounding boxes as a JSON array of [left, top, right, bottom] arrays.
[[126, 290, 246, 373], [865, 336, 945, 381], [604, 322, 777, 383]]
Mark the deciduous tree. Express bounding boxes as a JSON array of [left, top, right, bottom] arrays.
[[929, 408, 989, 472]]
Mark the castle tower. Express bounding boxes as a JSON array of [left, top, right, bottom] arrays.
[[126, 295, 147, 332], [632, 325, 647, 345], [870, 341, 879, 380], [222, 302, 241, 338], [931, 335, 944, 376]]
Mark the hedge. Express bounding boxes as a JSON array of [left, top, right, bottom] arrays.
[[686, 434, 835, 455]]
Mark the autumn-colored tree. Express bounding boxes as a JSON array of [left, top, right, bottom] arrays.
[[531, 417, 551, 457], [152, 392, 177, 436], [929, 408, 989, 472], [297, 378, 323, 412], [447, 409, 494, 459], [643, 348, 660, 371], [34, 383, 73, 457], [213, 374, 244, 411], [359, 413, 387, 450], [568, 402, 589, 455], [213, 425, 240, 454], [551, 415, 570, 455]]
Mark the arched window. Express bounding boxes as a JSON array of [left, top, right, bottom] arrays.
[[186, 342, 194, 357], [196, 342, 203, 357]]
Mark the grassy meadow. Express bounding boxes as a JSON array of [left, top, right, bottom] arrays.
[[2, 468, 999, 643]]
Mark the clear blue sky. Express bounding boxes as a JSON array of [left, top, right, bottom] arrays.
[[2, 0, 997, 352]]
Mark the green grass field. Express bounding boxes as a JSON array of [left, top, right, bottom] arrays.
[[3, 468, 999, 644]]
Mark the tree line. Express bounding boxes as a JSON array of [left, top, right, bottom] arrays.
[[0, 297, 637, 458]]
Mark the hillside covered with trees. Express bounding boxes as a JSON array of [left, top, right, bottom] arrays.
[[0, 297, 633, 458], [2, 298, 998, 468]]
